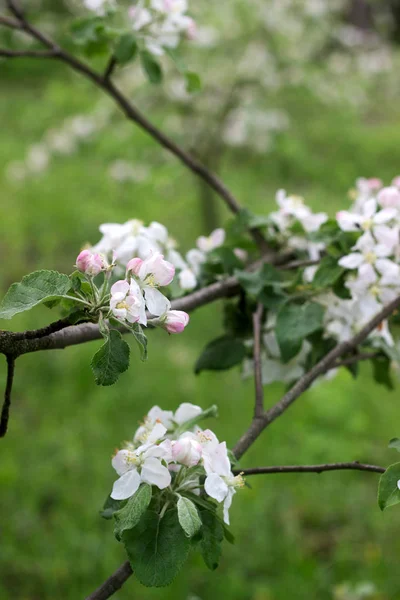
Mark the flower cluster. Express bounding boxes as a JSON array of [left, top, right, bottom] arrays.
[[128, 0, 196, 56], [83, 0, 196, 56], [90, 219, 226, 292], [76, 246, 189, 334], [110, 402, 244, 525]]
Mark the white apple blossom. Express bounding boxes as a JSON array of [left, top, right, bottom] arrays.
[[110, 279, 146, 324], [197, 228, 225, 253], [338, 232, 399, 283], [111, 425, 172, 500], [336, 198, 397, 235], [204, 441, 244, 525]]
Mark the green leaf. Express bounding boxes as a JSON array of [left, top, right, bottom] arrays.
[[123, 509, 190, 587], [70, 16, 113, 56], [194, 335, 246, 375], [312, 256, 344, 288], [181, 490, 217, 513], [114, 484, 152, 541], [235, 264, 281, 297], [0, 270, 71, 320], [91, 330, 130, 386], [199, 509, 223, 570], [389, 438, 400, 452], [208, 247, 242, 275], [131, 323, 148, 361], [378, 463, 400, 510], [115, 33, 138, 64], [276, 301, 325, 363], [140, 51, 163, 84], [184, 71, 201, 93], [372, 356, 394, 390], [177, 496, 202, 538], [100, 495, 127, 520]]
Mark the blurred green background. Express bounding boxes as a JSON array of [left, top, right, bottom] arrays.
[[2, 2, 400, 599]]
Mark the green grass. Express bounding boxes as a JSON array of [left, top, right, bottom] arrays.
[[1, 71, 400, 600]]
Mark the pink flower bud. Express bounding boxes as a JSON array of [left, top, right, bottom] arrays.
[[127, 257, 143, 276], [392, 176, 400, 189], [367, 178, 382, 191], [172, 437, 202, 467], [163, 310, 189, 334], [377, 186, 400, 209], [186, 18, 197, 40], [76, 250, 105, 276]]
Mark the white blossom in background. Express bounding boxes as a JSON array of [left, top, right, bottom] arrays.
[[128, 0, 196, 57]]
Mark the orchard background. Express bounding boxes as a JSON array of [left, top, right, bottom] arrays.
[[2, 1, 400, 599]]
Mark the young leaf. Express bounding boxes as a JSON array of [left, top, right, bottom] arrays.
[[378, 463, 400, 511], [114, 484, 152, 541], [177, 496, 202, 538], [389, 438, 400, 453], [276, 301, 325, 363], [123, 509, 190, 587], [100, 495, 127, 520], [194, 335, 246, 374], [184, 71, 201, 93], [131, 323, 148, 361], [181, 490, 217, 513], [312, 256, 344, 288], [372, 356, 394, 390], [235, 264, 281, 297], [115, 33, 138, 64], [0, 270, 71, 320], [199, 509, 224, 570], [91, 330, 130, 386], [140, 51, 163, 84]]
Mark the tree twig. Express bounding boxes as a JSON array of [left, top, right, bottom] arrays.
[[233, 292, 400, 459], [2, 1, 270, 252], [234, 462, 386, 476], [252, 303, 264, 418], [84, 561, 133, 600], [103, 56, 117, 81], [0, 48, 58, 58], [0, 14, 21, 29], [0, 355, 16, 437], [334, 351, 381, 369]]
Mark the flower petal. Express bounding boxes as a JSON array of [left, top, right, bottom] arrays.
[[205, 472, 228, 503], [111, 469, 141, 500], [141, 457, 171, 489], [338, 253, 364, 269], [144, 286, 171, 316]]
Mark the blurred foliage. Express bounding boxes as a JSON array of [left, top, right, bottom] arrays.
[[1, 2, 400, 599]]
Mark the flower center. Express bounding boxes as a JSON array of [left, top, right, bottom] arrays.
[[362, 218, 373, 231], [226, 473, 245, 489], [116, 301, 129, 310], [364, 251, 376, 264], [370, 284, 381, 297]]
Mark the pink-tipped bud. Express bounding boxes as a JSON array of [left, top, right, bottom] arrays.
[[163, 310, 189, 334], [127, 257, 144, 276], [76, 250, 105, 276], [377, 186, 400, 209], [172, 437, 202, 467], [186, 18, 197, 40], [367, 178, 382, 191], [392, 176, 400, 189]]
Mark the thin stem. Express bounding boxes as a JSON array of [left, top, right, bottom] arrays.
[[0, 355, 16, 438], [252, 303, 264, 418], [0, 48, 58, 58], [103, 55, 117, 80], [233, 462, 386, 476], [233, 292, 400, 460], [84, 561, 133, 600], [61, 295, 92, 307]]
